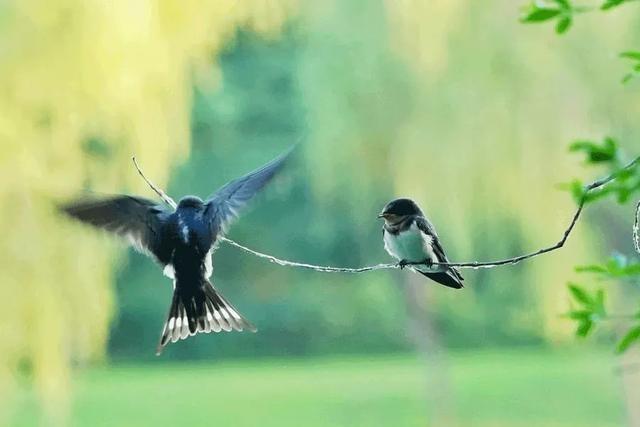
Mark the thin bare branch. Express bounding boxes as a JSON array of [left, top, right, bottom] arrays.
[[132, 153, 638, 273], [221, 155, 640, 272], [219, 237, 399, 272], [431, 155, 640, 268], [132, 156, 177, 209], [634, 199, 640, 256]]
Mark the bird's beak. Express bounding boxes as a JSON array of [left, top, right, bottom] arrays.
[[377, 212, 386, 219]]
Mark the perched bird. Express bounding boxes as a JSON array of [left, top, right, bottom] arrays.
[[378, 198, 464, 289], [60, 147, 293, 354]]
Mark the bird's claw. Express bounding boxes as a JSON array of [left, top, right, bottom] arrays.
[[397, 260, 408, 269], [423, 259, 434, 268]]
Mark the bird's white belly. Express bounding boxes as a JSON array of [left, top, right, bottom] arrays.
[[204, 249, 213, 278], [384, 224, 432, 262], [163, 264, 175, 279], [162, 250, 214, 280]]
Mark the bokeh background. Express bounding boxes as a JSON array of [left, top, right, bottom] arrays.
[[2, 0, 640, 426]]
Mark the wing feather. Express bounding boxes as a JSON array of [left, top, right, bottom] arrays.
[[415, 216, 464, 281], [204, 146, 293, 236], [59, 195, 172, 264]]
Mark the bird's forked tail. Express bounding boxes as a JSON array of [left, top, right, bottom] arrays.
[[156, 280, 256, 355]]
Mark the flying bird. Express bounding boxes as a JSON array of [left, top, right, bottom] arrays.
[[378, 198, 464, 289], [60, 147, 293, 354]]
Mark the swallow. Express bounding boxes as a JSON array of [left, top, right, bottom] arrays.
[[378, 198, 463, 289], [60, 147, 293, 354]]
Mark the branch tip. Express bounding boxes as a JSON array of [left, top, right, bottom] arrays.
[[131, 156, 177, 209]]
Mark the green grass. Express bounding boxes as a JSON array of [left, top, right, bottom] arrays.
[[11, 348, 625, 427]]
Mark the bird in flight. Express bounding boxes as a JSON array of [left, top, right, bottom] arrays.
[[60, 147, 293, 354], [378, 198, 463, 289]]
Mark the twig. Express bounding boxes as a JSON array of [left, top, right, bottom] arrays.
[[634, 199, 640, 255], [433, 155, 640, 268], [132, 156, 177, 209], [134, 154, 640, 273], [218, 236, 402, 272], [222, 156, 639, 271]]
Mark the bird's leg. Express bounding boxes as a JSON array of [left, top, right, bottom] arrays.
[[422, 258, 434, 268], [397, 259, 409, 269]]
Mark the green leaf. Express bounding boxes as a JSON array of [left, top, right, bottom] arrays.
[[617, 187, 631, 203], [556, 16, 572, 34], [582, 187, 610, 204], [575, 259, 640, 278], [617, 325, 640, 353], [522, 8, 561, 22], [620, 51, 640, 61], [607, 253, 628, 271], [593, 289, 606, 316], [602, 0, 627, 10], [619, 263, 640, 276], [575, 264, 608, 274], [568, 283, 594, 306], [622, 73, 634, 84], [603, 136, 617, 150], [567, 309, 591, 320], [569, 138, 618, 163], [614, 166, 635, 181], [554, 0, 571, 8], [564, 179, 586, 202], [576, 319, 594, 337]]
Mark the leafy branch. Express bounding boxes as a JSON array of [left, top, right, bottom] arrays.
[[568, 254, 640, 353], [521, 0, 640, 353], [619, 51, 640, 83], [563, 138, 640, 352], [521, 0, 636, 34], [223, 152, 638, 271]]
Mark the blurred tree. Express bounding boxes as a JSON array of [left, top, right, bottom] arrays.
[[0, 0, 295, 424]]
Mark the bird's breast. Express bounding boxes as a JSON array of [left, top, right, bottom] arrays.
[[384, 223, 431, 262]]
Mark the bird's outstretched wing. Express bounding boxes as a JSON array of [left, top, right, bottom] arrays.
[[204, 146, 293, 236], [59, 195, 172, 264]]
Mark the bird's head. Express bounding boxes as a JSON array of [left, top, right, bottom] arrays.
[[177, 195, 204, 209], [377, 198, 423, 224]]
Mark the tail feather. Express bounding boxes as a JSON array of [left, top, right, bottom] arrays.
[[416, 268, 464, 289], [157, 280, 256, 355], [204, 285, 256, 332]]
